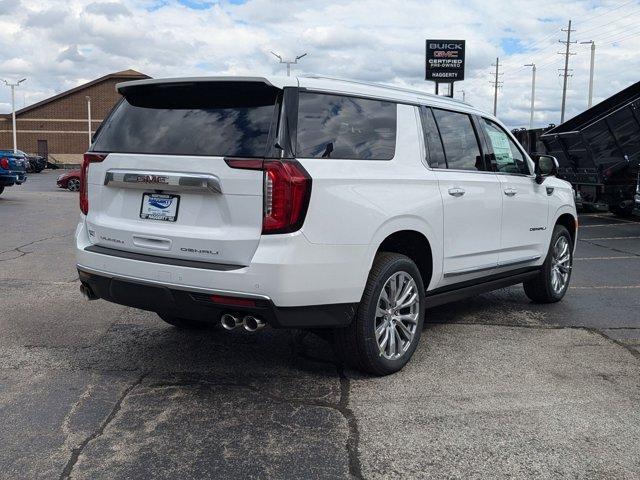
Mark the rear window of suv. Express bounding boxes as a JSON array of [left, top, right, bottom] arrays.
[[296, 92, 397, 160], [91, 82, 280, 157]]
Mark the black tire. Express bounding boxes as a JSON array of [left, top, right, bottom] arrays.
[[0, 186, 4, 196], [609, 204, 634, 218], [157, 313, 216, 330], [523, 225, 573, 303], [333, 252, 425, 376]]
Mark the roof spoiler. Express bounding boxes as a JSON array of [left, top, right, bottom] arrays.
[[116, 76, 276, 95]]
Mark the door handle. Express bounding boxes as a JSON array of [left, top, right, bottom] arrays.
[[448, 187, 465, 197], [504, 187, 517, 197]]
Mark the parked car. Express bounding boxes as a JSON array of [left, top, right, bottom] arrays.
[[27, 154, 46, 173], [56, 169, 81, 191], [15, 150, 40, 173], [76, 76, 577, 375], [0, 150, 27, 196]]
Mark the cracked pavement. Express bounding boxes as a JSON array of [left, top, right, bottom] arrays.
[[1, 171, 639, 479]]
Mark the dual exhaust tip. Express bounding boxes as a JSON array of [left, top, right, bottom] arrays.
[[221, 314, 266, 332]]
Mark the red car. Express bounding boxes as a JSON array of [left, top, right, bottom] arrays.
[[56, 169, 81, 191]]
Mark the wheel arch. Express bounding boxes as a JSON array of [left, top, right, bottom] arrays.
[[553, 210, 578, 249], [366, 217, 440, 291]]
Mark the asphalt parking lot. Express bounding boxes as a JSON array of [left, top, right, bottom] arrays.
[[1, 171, 639, 479]]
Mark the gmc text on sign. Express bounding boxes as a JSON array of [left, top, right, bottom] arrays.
[[425, 40, 466, 82]]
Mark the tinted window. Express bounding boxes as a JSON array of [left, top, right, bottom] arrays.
[[419, 107, 445, 168], [296, 93, 396, 160], [432, 109, 483, 171], [92, 82, 279, 157], [482, 118, 529, 174]]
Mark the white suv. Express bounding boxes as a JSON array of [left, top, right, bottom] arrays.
[[76, 75, 577, 375]]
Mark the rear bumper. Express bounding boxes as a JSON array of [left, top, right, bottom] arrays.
[[75, 219, 370, 307], [77, 266, 356, 328], [0, 172, 25, 186]]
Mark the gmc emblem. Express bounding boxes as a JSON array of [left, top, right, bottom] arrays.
[[136, 175, 169, 184]]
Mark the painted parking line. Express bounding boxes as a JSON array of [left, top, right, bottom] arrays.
[[580, 223, 640, 228], [583, 215, 640, 224], [579, 236, 640, 241], [570, 285, 640, 289], [575, 256, 640, 260]]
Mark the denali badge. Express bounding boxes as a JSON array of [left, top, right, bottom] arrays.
[[180, 247, 219, 255], [136, 175, 169, 184], [530, 226, 547, 231]]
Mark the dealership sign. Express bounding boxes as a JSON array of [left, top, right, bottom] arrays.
[[425, 40, 466, 82]]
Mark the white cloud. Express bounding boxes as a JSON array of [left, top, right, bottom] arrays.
[[85, 1, 132, 19], [0, 0, 638, 128]]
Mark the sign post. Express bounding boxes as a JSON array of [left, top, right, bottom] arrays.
[[425, 40, 465, 98]]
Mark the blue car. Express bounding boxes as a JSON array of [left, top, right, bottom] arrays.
[[0, 150, 28, 196]]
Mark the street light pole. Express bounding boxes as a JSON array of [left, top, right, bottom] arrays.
[[270, 51, 308, 77], [2, 78, 26, 153], [524, 63, 536, 129], [85, 96, 92, 147], [580, 41, 596, 108]]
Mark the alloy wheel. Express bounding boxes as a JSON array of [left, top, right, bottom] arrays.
[[68, 178, 80, 192], [551, 235, 571, 294], [375, 271, 420, 360]]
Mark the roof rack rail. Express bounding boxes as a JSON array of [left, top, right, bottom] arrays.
[[299, 74, 466, 104]]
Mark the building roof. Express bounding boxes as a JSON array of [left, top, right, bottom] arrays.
[[0, 69, 149, 119]]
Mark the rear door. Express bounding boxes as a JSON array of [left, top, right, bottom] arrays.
[[428, 108, 503, 285], [85, 80, 281, 267], [480, 117, 549, 267]]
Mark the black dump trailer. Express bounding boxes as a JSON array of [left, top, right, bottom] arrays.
[[511, 126, 553, 156], [540, 81, 640, 217]]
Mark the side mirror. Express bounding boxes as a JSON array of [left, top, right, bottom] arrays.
[[532, 154, 559, 184]]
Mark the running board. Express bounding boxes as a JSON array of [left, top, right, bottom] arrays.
[[425, 269, 539, 308]]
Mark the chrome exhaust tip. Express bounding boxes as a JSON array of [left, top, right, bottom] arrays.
[[79, 283, 97, 301], [221, 314, 242, 330], [243, 316, 265, 332]]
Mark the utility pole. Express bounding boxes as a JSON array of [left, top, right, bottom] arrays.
[[558, 20, 576, 123], [524, 63, 536, 129], [490, 58, 502, 116], [2, 78, 26, 153], [580, 40, 596, 108], [85, 96, 92, 147], [270, 51, 308, 77]]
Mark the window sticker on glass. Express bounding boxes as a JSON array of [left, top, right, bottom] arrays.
[[487, 130, 513, 165]]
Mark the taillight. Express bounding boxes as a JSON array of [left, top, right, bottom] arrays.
[[80, 153, 107, 215], [0, 157, 9, 170], [225, 158, 312, 234]]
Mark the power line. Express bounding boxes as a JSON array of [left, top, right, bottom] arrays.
[[571, 0, 640, 26]]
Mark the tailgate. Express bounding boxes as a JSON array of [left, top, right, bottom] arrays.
[[84, 79, 282, 266]]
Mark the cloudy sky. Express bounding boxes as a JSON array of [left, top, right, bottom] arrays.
[[0, 0, 638, 127]]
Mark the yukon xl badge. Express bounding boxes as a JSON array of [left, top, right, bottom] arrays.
[[100, 235, 125, 244]]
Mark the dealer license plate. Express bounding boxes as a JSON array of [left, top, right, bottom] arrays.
[[140, 193, 180, 222]]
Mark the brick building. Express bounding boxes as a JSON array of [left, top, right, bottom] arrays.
[[0, 69, 148, 164]]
